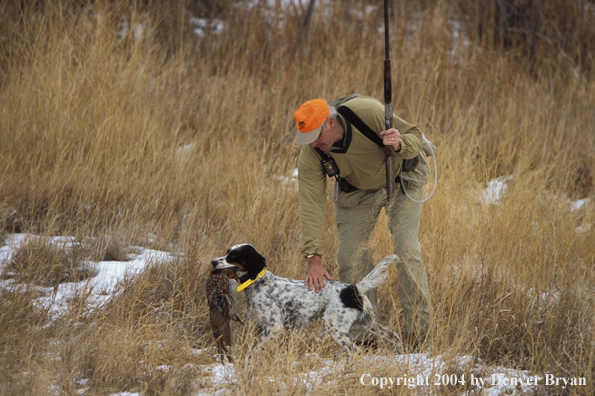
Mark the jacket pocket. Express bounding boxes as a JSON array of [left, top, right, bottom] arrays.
[[401, 151, 431, 191]]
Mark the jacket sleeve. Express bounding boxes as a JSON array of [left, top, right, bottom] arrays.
[[297, 146, 327, 258], [392, 117, 423, 160], [348, 96, 423, 162]]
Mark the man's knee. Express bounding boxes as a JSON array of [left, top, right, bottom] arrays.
[[338, 246, 374, 283]]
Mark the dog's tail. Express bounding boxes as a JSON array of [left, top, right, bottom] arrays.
[[356, 254, 399, 295]]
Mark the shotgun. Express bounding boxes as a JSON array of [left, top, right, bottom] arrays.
[[383, 0, 395, 201]]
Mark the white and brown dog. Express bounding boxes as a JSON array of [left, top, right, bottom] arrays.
[[211, 244, 402, 354]]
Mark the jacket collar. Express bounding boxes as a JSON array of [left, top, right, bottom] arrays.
[[329, 114, 352, 153]]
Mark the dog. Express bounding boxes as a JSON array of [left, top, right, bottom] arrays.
[[211, 244, 402, 354]]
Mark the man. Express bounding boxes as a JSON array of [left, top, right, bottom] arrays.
[[293, 94, 434, 347]]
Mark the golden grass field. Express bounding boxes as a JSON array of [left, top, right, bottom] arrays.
[[1, 0, 594, 394]]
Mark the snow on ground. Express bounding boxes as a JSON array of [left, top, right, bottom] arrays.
[[0, 233, 557, 395], [0, 234, 175, 322], [2, 169, 590, 395], [571, 198, 590, 211], [476, 175, 513, 205], [189, 17, 225, 37], [140, 352, 544, 395], [477, 174, 591, 215], [275, 167, 299, 188]]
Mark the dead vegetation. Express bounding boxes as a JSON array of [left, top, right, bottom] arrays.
[[0, 0, 594, 395], [1, 237, 96, 287]]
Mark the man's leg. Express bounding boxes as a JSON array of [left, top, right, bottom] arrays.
[[334, 190, 384, 342], [387, 187, 433, 345]]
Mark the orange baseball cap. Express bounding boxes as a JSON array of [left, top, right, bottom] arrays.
[[293, 99, 330, 145]]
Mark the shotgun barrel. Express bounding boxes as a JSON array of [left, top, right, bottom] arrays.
[[384, 0, 395, 201]]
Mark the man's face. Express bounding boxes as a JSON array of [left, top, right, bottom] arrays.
[[309, 118, 335, 152]]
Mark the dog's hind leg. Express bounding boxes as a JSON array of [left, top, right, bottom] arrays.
[[330, 329, 360, 354], [368, 322, 403, 354], [323, 306, 362, 354]]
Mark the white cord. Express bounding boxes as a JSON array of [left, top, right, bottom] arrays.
[[400, 135, 437, 203]]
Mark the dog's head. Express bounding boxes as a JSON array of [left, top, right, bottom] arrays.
[[211, 244, 266, 281]]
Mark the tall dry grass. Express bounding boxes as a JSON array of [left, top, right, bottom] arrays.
[[0, 0, 594, 394]]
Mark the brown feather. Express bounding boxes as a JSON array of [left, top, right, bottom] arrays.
[[205, 268, 239, 362]]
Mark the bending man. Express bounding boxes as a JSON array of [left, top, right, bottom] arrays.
[[293, 94, 434, 347]]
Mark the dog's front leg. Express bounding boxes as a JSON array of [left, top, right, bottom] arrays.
[[243, 322, 284, 363], [259, 323, 283, 344]]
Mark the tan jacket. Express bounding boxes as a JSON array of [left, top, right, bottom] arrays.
[[297, 95, 432, 257]]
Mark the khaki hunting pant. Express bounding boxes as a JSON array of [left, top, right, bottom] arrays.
[[334, 184, 433, 344]]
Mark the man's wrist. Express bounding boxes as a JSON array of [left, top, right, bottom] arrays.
[[306, 254, 322, 267]]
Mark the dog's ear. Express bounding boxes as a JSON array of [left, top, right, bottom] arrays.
[[242, 245, 266, 280]]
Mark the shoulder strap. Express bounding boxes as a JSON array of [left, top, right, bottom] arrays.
[[313, 147, 358, 193], [314, 147, 340, 178], [337, 105, 383, 147], [314, 147, 330, 161]]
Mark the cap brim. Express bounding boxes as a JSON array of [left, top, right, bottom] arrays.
[[295, 126, 322, 146]]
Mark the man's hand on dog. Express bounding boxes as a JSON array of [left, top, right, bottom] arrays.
[[305, 255, 334, 293]]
